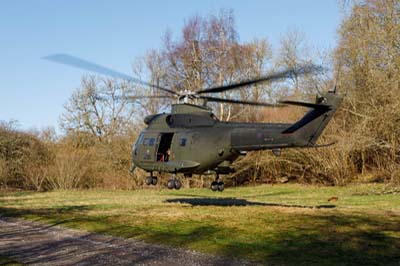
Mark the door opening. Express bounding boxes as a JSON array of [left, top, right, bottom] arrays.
[[157, 133, 174, 162]]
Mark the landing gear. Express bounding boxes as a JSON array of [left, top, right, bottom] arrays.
[[167, 174, 182, 190], [145, 173, 157, 186], [175, 179, 182, 189], [211, 181, 224, 191], [211, 174, 224, 192]]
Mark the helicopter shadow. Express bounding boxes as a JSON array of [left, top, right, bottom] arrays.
[[165, 197, 335, 209]]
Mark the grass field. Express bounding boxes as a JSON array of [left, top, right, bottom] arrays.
[[0, 255, 23, 266], [1, 184, 399, 266]]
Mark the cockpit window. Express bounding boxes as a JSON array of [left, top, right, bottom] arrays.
[[133, 133, 144, 155], [142, 138, 149, 146], [149, 138, 155, 146]]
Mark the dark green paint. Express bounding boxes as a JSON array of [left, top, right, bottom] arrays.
[[132, 91, 342, 175]]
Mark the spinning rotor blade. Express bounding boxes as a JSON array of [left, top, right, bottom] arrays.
[[42, 53, 179, 96], [279, 100, 331, 110], [94, 95, 173, 101], [124, 95, 174, 100], [126, 95, 173, 99], [201, 96, 283, 107], [196, 65, 324, 95]]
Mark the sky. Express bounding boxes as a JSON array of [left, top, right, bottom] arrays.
[[0, 0, 342, 132]]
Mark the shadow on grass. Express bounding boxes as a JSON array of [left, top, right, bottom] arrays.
[[167, 190, 293, 199], [250, 214, 400, 266], [0, 205, 93, 218], [1, 204, 399, 265], [165, 197, 335, 209]]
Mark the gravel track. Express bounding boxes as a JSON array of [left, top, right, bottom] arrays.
[[0, 216, 261, 266]]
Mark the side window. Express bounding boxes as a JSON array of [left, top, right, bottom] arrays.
[[143, 138, 149, 146], [179, 138, 187, 146], [149, 138, 155, 146]]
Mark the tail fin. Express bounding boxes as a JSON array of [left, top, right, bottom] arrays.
[[282, 91, 343, 146]]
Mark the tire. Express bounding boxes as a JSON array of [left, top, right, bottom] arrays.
[[174, 179, 182, 190], [145, 176, 153, 186], [217, 182, 224, 192], [167, 180, 175, 190], [211, 181, 218, 191], [151, 177, 158, 185]]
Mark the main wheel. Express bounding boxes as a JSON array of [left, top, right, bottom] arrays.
[[174, 179, 182, 190], [151, 176, 158, 185], [217, 182, 224, 192], [145, 176, 153, 186], [167, 179, 175, 190], [211, 181, 218, 191]]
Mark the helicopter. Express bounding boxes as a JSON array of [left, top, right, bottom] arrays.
[[44, 54, 343, 192]]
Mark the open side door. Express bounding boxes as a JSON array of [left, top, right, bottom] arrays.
[[156, 133, 174, 162]]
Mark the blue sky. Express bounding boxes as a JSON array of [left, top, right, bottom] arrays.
[[0, 0, 341, 131]]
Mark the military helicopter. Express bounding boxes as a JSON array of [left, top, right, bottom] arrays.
[[44, 54, 342, 191]]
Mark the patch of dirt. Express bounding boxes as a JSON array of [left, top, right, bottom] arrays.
[[0, 216, 260, 266]]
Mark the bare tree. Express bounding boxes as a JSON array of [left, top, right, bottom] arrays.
[[60, 76, 138, 142], [334, 0, 400, 182], [140, 9, 275, 121], [275, 29, 313, 96]]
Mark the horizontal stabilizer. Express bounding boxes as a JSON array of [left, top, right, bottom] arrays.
[[280, 100, 331, 110]]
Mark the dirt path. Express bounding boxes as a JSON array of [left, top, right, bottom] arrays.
[[0, 216, 259, 266]]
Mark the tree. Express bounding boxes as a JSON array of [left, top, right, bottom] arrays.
[[60, 76, 138, 142], [141, 9, 275, 121], [335, 0, 400, 182]]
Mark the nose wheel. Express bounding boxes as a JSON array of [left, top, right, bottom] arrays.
[[145, 173, 157, 186], [211, 174, 224, 192], [167, 174, 182, 190]]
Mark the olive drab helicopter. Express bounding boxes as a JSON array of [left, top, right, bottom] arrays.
[[44, 54, 343, 192]]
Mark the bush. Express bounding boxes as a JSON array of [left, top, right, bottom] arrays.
[[0, 125, 51, 190]]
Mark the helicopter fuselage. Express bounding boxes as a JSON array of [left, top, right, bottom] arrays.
[[132, 91, 342, 176]]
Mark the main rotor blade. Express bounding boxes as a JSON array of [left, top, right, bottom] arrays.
[[95, 95, 173, 101], [201, 96, 283, 107], [279, 100, 331, 110], [42, 53, 179, 96], [124, 95, 174, 100], [196, 65, 324, 95], [126, 95, 173, 99]]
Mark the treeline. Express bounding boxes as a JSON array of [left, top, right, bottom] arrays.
[[1, 0, 399, 190], [0, 122, 140, 190]]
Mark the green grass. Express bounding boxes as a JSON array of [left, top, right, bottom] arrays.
[[1, 184, 400, 266], [0, 256, 23, 266]]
